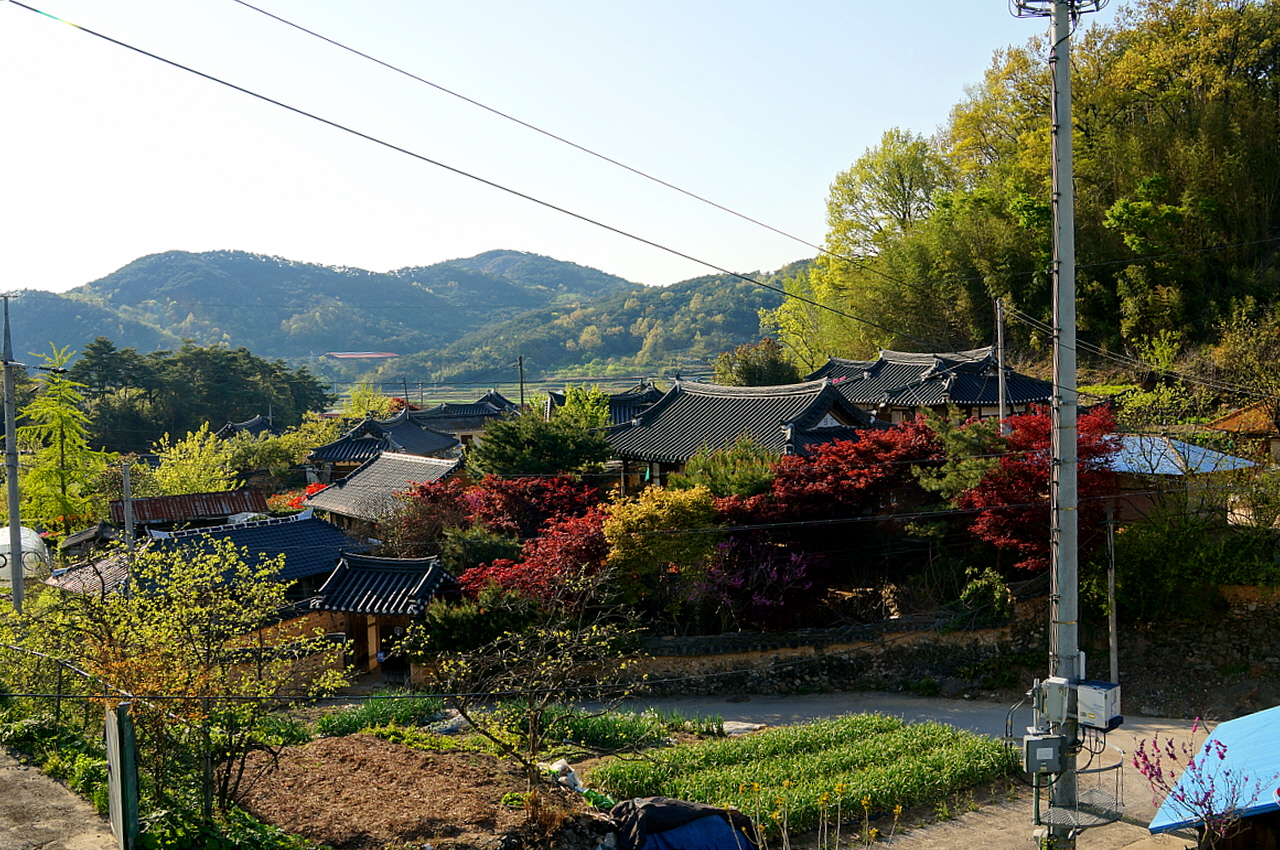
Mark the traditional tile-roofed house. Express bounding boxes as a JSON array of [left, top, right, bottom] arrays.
[[309, 553, 458, 678], [409, 390, 520, 447], [545, 381, 665, 426], [307, 409, 460, 480], [108, 489, 269, 529], [306, 452, 463, 537], [47, 510, 367, 599], [1206, 399, 1280, 461], [807, 347, 1053, 424], [213, 413, 280, 440], [606, 379, 875, 488]]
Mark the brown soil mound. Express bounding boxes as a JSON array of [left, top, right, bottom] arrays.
[[237, 734, 531, 849]]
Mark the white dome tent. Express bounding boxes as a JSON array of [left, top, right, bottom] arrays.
[[0, 526, 50, 583]]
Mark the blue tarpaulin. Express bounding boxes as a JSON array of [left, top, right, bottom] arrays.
[[1148, 705, 1280, 834]]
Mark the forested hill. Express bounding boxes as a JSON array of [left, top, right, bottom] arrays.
[[368, 263, 802, 385], [8, 249, 638, 364], [7, 250, 799, 382]]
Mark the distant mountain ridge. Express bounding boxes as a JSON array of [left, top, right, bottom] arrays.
[[6, 249, 804, 382]]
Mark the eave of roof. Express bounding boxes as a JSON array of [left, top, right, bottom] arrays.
[[311, 554, 457, 615], [606, 379, 872, 464]]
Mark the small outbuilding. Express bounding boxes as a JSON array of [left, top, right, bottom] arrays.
[[1148, 704, 1280, 849]]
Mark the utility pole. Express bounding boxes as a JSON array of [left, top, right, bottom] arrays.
[[517, 355, 525, 410], [996, 298, 1009, 434], [1013, 2, 1105, 847], [3, 297, 22, 613]]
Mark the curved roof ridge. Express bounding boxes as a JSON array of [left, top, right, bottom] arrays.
[[677, 379, 830, 397]]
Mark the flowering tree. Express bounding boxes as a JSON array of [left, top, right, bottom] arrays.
[[1135, 719, 1273, 847]]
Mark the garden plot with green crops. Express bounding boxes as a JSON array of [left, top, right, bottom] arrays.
[[588, 713, 1014, 835]]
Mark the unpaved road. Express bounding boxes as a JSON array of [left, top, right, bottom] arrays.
[[0, 747, 115, 850]]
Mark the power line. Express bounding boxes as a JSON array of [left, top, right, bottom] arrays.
[[10, 1, 938, 353]]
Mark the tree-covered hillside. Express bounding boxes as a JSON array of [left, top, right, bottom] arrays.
[[370, 263, 803, 384], [767, 0, 1280, 376], [13, 249, 636, 364]]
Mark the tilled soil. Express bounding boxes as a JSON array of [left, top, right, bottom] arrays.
[[236, 734, 536, 850]]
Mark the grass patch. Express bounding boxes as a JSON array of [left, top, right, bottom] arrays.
[[587, 713, 1013, 837], [490, 702, 724, 752], [313, 694, 445, 738]]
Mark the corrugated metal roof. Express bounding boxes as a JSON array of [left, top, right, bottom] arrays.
[[307, 453, 463, 522], [1111, 434, 1256, 476], [606, 380, 874, 464], [1207, 399, 1280, 436], [809, 348, 1053, 410], [1149, 705, 1280, 833], [109, 489, 269, 525], [311, 553, 457, 615]]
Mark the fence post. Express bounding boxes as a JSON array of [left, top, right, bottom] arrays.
[[105, 702, 139, 850]]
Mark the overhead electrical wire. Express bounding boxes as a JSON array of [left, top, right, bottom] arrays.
[[8, 0, 940, 354]]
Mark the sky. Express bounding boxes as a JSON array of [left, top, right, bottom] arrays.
[[0, 0, 1120, 294]]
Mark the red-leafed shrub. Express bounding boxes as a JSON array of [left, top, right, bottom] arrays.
[[458, 507, 610, 603]]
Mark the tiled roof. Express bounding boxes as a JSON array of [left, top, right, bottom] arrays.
[[1111, 434, 1256, 476], [475, 389, 519, 413], [606, 380, 874, 464], [47, 511, 367, 593], [546, 383, 665, 426], [108, 489, 269, 525], [214, 414, 280, 440], [308, 410, 459, 464], [306, 453, 463, 522], [151, 510, 367, 581], [46, 550, 134, 595], [808, 348, 1053, 410], [311, 553, 457, 615]]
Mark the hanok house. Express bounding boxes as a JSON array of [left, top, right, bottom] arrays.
[[807, 347, 1053, 424], [1148, 704, 1280, 849], [306, 453, 464, 539], [545, 380, 665, 425], [408, 389, 520, 448], [213, 413, 280, 440], [307, 409, 460, 482], [309, 553, 459, 680], [1107, 434, 1257, 524], [1206, 399, 1280, 462], [606, 379, 875, 489]]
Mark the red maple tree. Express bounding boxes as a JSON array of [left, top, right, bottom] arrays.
[[957, 405, 1119, 571]]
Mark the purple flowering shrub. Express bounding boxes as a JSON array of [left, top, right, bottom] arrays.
[[1133, 719, 1270, 847], [688, 537, 821, 632]]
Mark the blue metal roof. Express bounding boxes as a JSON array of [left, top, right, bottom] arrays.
[[1149, 705, 1280, 833], [1112, 435, 1256, 476]]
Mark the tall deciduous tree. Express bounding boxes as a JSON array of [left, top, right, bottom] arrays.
[[153, 424, 241, 495], [713, 338, 800, 387]]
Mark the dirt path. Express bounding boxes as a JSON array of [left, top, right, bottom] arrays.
[[0, 746, 116, 850]]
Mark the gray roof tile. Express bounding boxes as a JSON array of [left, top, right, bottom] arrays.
[[606, 380, 874, 464], [311, 553, 457, 615], [306, 453, 462, 522]]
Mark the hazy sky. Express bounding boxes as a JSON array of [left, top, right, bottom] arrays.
[[1, 1, 1119, 294]]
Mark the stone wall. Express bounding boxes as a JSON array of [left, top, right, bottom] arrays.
[[632, 588, 1280, 709]]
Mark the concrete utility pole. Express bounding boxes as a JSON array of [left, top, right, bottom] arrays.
[[3, 296, 22, 613], [1012, 1, 1104, 847]]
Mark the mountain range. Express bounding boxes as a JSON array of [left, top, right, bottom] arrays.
[[9, 249, 798, 384]]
